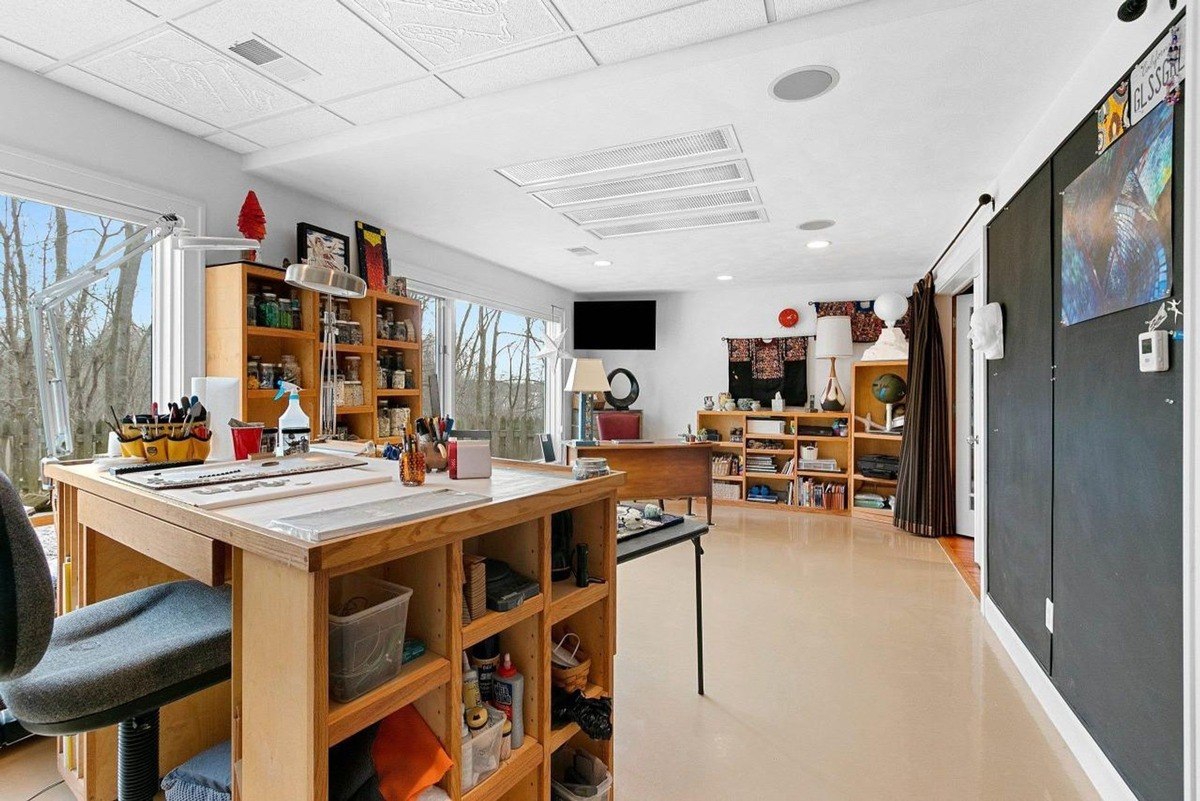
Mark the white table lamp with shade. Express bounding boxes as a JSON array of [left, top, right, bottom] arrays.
[[814, 316, 854, 411], [862, 292, 910, 361], [565, 358, 610, 441]]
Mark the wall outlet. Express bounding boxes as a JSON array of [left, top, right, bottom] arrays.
[[1045, 598, 1054, 633]]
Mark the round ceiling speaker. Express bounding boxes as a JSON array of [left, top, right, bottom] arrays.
[[770, 66, 840, 102], [1117, 0, 1147, 21], [797, 219, 836, 231]]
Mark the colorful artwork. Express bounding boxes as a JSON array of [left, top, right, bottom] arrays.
[[1129, 23, 1185, 126], [296, 222, 350, 272], [1096, 79, 1131, 155], [1062, 101, 1174, 326], [813, 300, 911, 342], [355, 221, 389, 291]]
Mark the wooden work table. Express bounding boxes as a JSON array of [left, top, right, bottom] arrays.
[[565, 440, 713, 524], [46, 458, 623, 801]]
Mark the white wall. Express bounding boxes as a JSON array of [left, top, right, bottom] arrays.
[[579, 278, 913, 440], [0, 62, 573, 322]]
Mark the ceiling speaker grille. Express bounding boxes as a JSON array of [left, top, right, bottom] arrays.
[[587, 208, 767, 239], [229, 37, 317, 84], [498, 126, 740, 187], [566, 246, 598, 256], [564, 188, 759, 225], [533, 160, 751, 208]]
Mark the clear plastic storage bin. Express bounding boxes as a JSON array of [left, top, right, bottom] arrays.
[[551, 747, 613, 801], [328, 575, 413, 702], [463, 707, 506, 791]]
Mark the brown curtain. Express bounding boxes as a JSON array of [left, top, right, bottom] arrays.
[[894, 274, 955, 537]]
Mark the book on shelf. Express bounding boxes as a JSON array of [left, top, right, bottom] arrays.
[[795, 479, 847, 511]]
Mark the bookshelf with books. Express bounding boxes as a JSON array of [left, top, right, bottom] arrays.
[[849, 360, 908, 524], [695, 408, 851, 515]]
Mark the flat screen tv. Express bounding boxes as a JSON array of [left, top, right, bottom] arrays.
[[573, 300, 656, 350]]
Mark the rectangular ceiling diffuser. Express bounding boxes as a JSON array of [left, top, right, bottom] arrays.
[[564, 187, 760, 225], [533, 160, 752, 208], [587, 208, 767, 239], [497, 126, 740, 187], [229, 37, 317, 84]]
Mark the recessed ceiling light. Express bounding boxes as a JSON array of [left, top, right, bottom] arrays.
[[797, 219, 836, 231], [594, 260, 612, 267], [807, 240, 832, 250], [770, 66, 839, 103], [717, 275, 734, 281]]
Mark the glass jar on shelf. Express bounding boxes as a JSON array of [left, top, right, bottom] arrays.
[[258, 293, 279, 328], [278, 297, 292, 330], [344, 355, 361, 382], [346, 321, 363, 345], [290, 292, 302, 330], [259, 362, 277, 391], [335, 299, 351, 322], [345, 380, 364, 407], [246, 360, 260, 391], [377, 403, 391, 438], [246, 292, 257, 326], [280, 354, 301, 385], [377, 361, 389, 390]]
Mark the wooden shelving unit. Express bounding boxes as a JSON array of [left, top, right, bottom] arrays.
[[849, 359, 908, 524], [205, 263, 423, 442], [695, 408, 852, 514]]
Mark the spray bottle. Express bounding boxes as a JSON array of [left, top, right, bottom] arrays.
[[273, 380, 311, 456]]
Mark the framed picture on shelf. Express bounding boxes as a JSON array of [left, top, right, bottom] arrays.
[[296, 222, 350, 273], [355, 221, 389, 291], [387, 275, 407, 297]]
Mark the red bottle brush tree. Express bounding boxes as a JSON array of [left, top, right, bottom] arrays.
[[237, 190, 266, 261]]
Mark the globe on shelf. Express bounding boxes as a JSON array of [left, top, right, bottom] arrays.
[[871, 373, 908, 405]]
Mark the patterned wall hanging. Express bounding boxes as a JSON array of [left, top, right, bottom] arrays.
[[813, 300, 912, 343], [727, 337, 807, 405]]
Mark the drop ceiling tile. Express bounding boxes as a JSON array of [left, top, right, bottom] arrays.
[[440, 37, 593, 97], [0, 36, 55, 71], [48, 66, 219, 136], [80, 28, 304, 128], [343, 0, 564, 67], [205, 130, 262, 153], [582, 0, 765, 64], [230, 105, 351, 148], [175, 0, 427, 103], [325, 77, 459, 125], [548, 0, 696, 31], [1, 0, 156, 59], [128, 0, 219, 15], [773, 0, 868, 21]]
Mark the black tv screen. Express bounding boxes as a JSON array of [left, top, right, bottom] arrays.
[[573, 300, 657, 350]]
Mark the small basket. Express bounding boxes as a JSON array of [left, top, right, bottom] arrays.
[[711, 456, 733, 477], [712, 482, 741, 501], [550, 632, 591, 693]]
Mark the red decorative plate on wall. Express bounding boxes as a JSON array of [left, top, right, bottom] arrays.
[[778, 307, 799, 328]]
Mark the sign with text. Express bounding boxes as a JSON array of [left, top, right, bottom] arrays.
[[1129, 23, 1185, 127]]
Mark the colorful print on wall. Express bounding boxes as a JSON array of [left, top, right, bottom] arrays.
[[355, 221, 389, 292], [1062, 101, 1173, 327], [813, 300, 911, 342], [1129, 22, 1185, 126], [296, 222, 350, 273], [1096, 78, 1131, 155]]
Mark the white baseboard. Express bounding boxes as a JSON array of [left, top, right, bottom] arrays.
[[982, 596, 1138, 801]]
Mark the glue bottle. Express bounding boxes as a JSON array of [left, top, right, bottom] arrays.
[[273, 380, 311, 456], [489, 653, 524, 749]]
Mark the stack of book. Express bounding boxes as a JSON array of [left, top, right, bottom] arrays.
[[745, 455, 778, 474], [796, 458, 840, 473], [796, 480, 847, 510]]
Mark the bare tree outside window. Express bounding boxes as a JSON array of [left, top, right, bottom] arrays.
[[453, 302, 547, 460], [0, 195, 153, 506]]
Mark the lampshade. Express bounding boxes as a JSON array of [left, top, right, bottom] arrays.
[[565, 358, 610, 393], [873, 293, 908, 327], [814, 316, 853, 359], [285, 261, 367, 299]]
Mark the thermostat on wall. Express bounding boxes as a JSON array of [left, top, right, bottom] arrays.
[[1139, 330, 1169, 372]]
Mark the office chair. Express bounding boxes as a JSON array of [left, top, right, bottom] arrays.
[[596, 412, 641, 440], [0, 471, 232, 801]]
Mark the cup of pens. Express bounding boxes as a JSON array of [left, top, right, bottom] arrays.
[[415, 416, 452, 473], [111, 397, 211, 463]]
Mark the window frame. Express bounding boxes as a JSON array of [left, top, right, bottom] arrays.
[[0, 144, 205, 405]]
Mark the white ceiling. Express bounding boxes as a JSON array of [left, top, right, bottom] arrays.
[[0, 0, 1116, 292]]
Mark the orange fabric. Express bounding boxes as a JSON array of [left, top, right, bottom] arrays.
[[371, 705, 453, 801]]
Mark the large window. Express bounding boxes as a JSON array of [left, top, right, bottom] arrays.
[[0, 194, 153, 504], [452, 302, 548, 461]]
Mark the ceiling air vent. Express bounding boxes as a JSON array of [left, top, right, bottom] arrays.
[[229, 37, 317, 84], [533, 160, 752, 208], [587, 208, 767, 239], [566, 246, 598, 256], [564, 188, 760, 226], [497, 126, 741, 187]]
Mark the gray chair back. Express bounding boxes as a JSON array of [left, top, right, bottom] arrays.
[[0, 472, 54, 680]]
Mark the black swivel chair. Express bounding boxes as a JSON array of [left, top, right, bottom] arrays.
[[0, 471, 232, 801]]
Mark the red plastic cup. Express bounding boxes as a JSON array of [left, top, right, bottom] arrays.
[[231, 426, 263, 460]]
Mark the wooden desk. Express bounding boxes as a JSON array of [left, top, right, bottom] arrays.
[[46, 459, 622, 801], [566, 441, 713, 524]]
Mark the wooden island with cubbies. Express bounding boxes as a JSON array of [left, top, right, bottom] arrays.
[[45, 459, 622, 801]]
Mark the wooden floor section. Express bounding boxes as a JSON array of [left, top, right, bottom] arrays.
[[938, 535, 981, 598]]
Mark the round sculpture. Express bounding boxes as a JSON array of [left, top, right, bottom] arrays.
[[871, 373, 908, 405], [604, 368, 640, 410]]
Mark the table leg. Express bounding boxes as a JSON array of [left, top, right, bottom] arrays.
[[693, 537, 705, 696], [687, 497, 694, 516]]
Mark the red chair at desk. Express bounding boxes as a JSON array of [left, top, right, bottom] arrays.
[[596, 411, 641, 440]]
